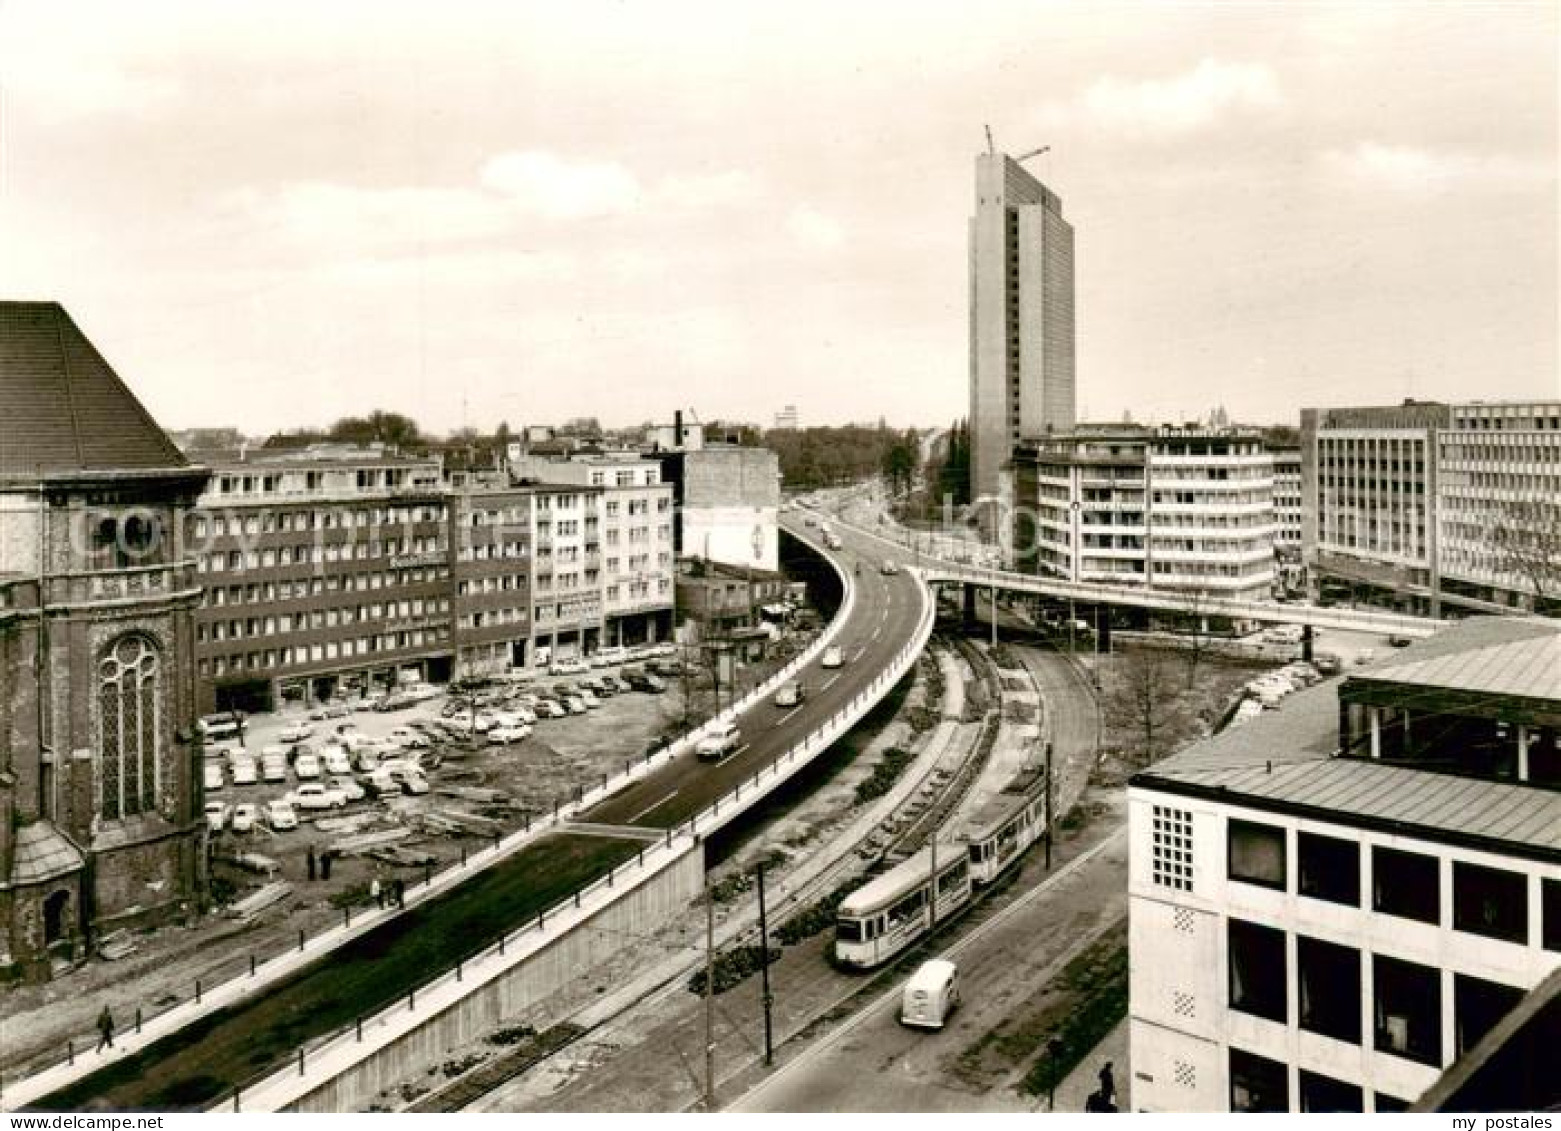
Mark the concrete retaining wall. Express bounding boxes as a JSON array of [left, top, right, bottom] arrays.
[[277, 842, 704, 1112]]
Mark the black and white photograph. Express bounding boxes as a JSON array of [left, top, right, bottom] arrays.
[[0, 0, 1555, 1116]]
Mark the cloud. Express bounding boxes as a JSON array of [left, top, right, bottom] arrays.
[[786, 206, 844, 251], [1044, 59, 1282, 138], [480, 151, 643, 220], [655, 170, 758, 210], [1322, 142, 1555, 196]]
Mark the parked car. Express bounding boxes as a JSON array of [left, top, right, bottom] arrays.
[[1388, 633, 1413, 648], [230, 802, 258, 832], [293, 752, 322, 780], [261, 751, 289, 783], [321, 747, 353, 776], [600, 674, 631, 695], [624, 670, 667, 694], [592, 646, 627, 668], [562, 695, 588, 715], [696, 722, 743, 763], [309, 703, 352, 720], [204, 801, 229, 832], [389, 726, 432, 749], [489, 724, 532, 744], [279, 722, 314, 743], [328, 774, 366, 803], [821, 645, 845, 669], [263, 799, 299, 831], [1314, 653, 1343, 675], [575, 689, 601, 709], [549, 657, 589, 675], [229, 757, 258, 786], [470, 713, 498, 734], [204, 762, 225, 791], [289, 782, 348, 811], [532, 698, 567, 719]]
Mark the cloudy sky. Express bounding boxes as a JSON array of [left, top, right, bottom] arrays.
[[0, 0, 1554, 437]]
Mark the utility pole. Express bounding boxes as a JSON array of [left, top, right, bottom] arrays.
[[1044, 741, 1054, 870], [928, 839, 938, 929], [756, 863, 775, 1066], [990, 586, 998, 648], [704, 875, 716, 1112]]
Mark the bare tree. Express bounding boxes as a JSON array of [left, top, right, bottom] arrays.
[[1108, 647, 1179, 766], [1176, 586, 1216, 689], [1488, 498, 1561, 612]]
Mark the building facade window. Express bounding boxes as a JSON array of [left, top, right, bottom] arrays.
[[1229, 1047, 1288, 1112], [1299, 1070, 1364, 1113], [1452, 861, 1528, 944], [1297, 935, 1361, 1044], [1298, 831, 1359, 906], [1372, 846, 1440, 925], [1228, 820, 1286, 889], [1151, 805, 1193, 891], [1228, 918, 1287, 1022], [99, 634, 161, 820], [1373, 954, 1442, 1066], [1454, 974, 1525, 1057]]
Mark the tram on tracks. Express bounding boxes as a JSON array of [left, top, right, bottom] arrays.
[[833, 767, 1048, 970]]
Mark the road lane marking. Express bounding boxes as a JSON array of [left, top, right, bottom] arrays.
[[776, 705, 804, 726], [627, 790, 679, 823], [821, 674, 841, 691]]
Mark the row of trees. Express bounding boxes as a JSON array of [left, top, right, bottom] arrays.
[[762, 423, 919, 490]]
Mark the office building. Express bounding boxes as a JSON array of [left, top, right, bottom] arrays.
[[969, 150, 1076, 516], [1302, 400, 1561, 617], [1008, 428, 1276, 602], [1128, 616, 1561, 1112], [0, 302, 210, 978], [189, 449, 453, 713], [449, 485, 534, 677]]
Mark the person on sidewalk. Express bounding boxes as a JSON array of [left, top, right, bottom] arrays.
[[306, 843, 317, 882], [96, 1005, 115, 1052], [369, 876, 382, 908], [1098, 1061, 1116, 1107]]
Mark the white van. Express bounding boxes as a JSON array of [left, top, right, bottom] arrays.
[[901, 958, 959, 1030]]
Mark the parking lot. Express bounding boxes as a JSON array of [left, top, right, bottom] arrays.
[[201, 654, 697, 904]]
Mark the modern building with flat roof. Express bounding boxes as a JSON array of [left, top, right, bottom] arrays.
[[1128, 616, 1561, 1112], [969, 150, 1075, 522]]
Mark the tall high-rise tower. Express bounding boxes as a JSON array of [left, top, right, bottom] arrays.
[[968, 151, 1075, 514]]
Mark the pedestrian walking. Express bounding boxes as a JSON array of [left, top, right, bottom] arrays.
[[306, 844, 317, 882], [320, 850, 333, 881], [369, 877, 382, 908], [1098, 1061, 1116, 1106], [96, 1005, 115, 1052], [393, 877, 405, 909]]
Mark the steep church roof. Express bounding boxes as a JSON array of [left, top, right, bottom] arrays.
[[0, 302, 188, 481]]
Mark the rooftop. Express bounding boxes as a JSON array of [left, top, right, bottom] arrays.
[[1345, 616, 1561, 705], [0, 302, 188, 481], [1135, 678, 1561, 864]]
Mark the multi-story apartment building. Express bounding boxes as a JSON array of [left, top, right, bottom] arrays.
[[189, 449, 453, 713], [1, 302, 209, 978], [510, 452, 674, 649], [1269, 446, 1303, 558], [1008, 428, 1276, 602], [1302, 399, 1560, 617], [969, 150, 1076, 517], [1128, 616, 1561, 1112]]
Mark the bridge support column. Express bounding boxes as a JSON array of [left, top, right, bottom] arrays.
[[1095, 610, 1112, 653], [962, 583, 978, 631], [1301, 624, 1314, 663]]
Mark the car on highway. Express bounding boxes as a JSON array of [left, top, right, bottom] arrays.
[[327, 774, 366, 803], [263, 799, 299, 831], [821, 645, 845, 669], [1355, 649, 1377, 666], [880, 560, 899, 576], [1388, 633, 1414, 648], [489, 724, 532, 744], [204, 801, 229, 832], [696, 721, 743, 763], [289, 782, 348, 811], [774, 681, 806, 708], [203, 762, 225, 791], [230, 802, 258, 833], [294, 752, 322, 780]]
